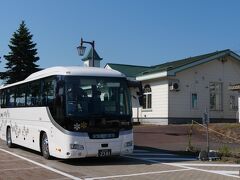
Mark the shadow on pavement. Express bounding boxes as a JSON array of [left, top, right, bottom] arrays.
[[134, 145, 197, 157], [60, 145, 197, 166], [59, 155, 154, 166]]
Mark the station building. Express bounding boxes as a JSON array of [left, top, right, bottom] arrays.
[[105, 49, 240, 125]]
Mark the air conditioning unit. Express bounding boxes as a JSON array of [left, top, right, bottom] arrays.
[[169, 81, 180, 91]]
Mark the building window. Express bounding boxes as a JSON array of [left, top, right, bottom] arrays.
[[191, 93, 198, 109], [209, 82, 223, 111], [143, 85, 152, 109], [229, 95, 238, 111]]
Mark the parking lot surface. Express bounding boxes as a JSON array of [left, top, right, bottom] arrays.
[[0, 139, 240, 180]]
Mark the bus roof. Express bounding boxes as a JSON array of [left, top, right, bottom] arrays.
[[1, 66, 126, 89]]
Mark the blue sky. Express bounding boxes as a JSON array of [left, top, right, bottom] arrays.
[[1, 0, 240, 70]]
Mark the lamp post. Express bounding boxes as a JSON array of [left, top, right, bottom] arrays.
[[77, 38, 95, 67]]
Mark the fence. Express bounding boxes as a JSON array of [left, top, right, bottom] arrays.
[[188, 120, 240, 153]]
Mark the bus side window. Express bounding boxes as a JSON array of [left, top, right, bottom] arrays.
[[16, 85, 26, 107], [42, 77, 56, 107], [0, 90, 3, 108], [27, 83, 33, 106], [5, 89, 10, 107], [0, 90, 4, 108], [26, 83, 31, 106], [27, 81, 41, 106], [53, 79, 65, 125], [6, 88, 15, 108]]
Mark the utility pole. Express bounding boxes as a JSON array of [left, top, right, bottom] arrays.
[[203, 108, 210, 154]]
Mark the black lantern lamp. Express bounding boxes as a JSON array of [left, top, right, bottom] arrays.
[[77, 44, 86, 56], [77, 37, 102, 67]]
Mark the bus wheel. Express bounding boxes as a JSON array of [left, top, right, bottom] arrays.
[[6, 127, 14, 148], [41, 133, 51, 159]]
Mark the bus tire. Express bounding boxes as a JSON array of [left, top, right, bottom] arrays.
[[41, 132, 51, 159], [6, 127, 14, 148]]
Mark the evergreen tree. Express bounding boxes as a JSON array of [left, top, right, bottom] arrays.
[[1, 21, 39, 84]]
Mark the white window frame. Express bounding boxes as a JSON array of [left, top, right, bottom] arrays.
[[142, 85, 152, 110]]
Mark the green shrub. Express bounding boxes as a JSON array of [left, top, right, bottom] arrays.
[[235, 158, 240, 164], [218, 145, 231, 157]]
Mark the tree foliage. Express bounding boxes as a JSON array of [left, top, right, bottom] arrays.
[[1, 21, 39, 84]]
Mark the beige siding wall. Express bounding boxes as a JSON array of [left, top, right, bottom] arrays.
[[139, 79, 169, 125], [168, 57, 240, 120]]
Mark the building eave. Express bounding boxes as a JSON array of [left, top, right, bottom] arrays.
[[136, 71, 167, 81], [229, 51, 240, 61]]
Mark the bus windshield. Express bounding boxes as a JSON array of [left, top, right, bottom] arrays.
[[65, 76, 131, 118]]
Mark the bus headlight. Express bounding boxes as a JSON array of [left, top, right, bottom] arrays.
[[70, 144, 84, 150], [124, 141, 133, 147]]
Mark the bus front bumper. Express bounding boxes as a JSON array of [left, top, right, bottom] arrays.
[[52, 130, 133, 159]]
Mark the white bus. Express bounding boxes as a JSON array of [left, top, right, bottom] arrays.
[[0, 66, 134, 159]]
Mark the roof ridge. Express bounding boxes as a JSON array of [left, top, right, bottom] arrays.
[[137, 49, 232, 76], [107, 63, 150, 68], [106, 49, 234, 78], [153, 49, 230, 68]]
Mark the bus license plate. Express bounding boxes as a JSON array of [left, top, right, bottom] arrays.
[[98, 149, 111, 157]]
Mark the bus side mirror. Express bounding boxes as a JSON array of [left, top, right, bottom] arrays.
[[127, 80, 143, 106], [138, 95, 143, 106]]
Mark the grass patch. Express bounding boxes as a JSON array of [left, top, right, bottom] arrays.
[[218, 145, 231, 157]]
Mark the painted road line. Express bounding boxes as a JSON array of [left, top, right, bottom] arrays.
[[208, 170, 239, 175], [164, 162, 240, 179], [0, 148, 82, 180], [123, 155, 240, 179], [169, 163, 240, 167], [85, 168, 191, 180]]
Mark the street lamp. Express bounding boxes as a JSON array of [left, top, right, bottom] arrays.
[[77, 38, 95, 67], [77, 45, 86, 56]]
